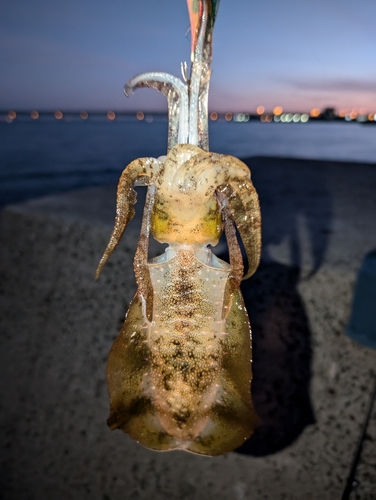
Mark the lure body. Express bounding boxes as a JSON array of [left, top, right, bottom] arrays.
[[97, 144, 261, 455]]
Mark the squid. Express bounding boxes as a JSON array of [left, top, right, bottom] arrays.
[[96, 0, 261, 456]]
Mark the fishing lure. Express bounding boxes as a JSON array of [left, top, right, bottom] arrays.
[[96, 0, 261, 456]]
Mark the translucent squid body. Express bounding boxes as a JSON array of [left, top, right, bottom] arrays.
[[96, 0, 261, 456]]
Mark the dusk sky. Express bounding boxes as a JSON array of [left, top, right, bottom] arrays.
[[1, 0, 376, 113]]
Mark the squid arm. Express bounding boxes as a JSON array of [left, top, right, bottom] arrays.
[[95, 157, 163, 280], [217, 180, 261, 280], [216, 189, 244, 319], [133, 185, 156, 322]]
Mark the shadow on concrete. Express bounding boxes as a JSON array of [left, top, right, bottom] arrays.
[[247, 156, 333, 275], [236, 261, 315, 456], [221, 157, 334, 455]]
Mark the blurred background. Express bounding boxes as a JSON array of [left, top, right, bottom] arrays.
[[2, 0, 376, 113], [1, 0, 376, 207], [0, 0, 376, 206], [1, 2, 376, 499]]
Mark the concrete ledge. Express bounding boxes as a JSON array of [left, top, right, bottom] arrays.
[[1, 157, 376, 499]]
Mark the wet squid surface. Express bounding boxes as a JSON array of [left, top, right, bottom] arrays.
[[107, 248, 257, 455]]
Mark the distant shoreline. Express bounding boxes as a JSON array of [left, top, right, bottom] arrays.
[[1, 110, 375, 125], [2, 120, 375, 209]]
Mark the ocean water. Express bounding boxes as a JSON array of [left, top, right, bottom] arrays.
[[1, 115, 376, 207]]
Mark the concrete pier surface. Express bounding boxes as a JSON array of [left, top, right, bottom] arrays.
[[1, 156, 376, 500]]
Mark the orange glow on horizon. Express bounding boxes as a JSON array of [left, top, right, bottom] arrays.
[[210, 112, 218, 121], [225, 113, 232, 121], [256, 106, 265, 115], [368, 113, 374, 121], [136, 111, 144, 120], [30, 111, 39, 119], [339, 110, 347, 117], [54, 110, 63, 120], [273, 106, 283, 116], [8, 110, 16, 120], [80, 111, 88, 120], [310, 108, 320, 117], [107, 111, 115, 120]]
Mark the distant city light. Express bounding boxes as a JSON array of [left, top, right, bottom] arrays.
[[260, 114, 272, 122], [7, 107, 367, 125], [256, 106, 265, 115], [273, 112, 309, 123], [234, 113, 249, 123]]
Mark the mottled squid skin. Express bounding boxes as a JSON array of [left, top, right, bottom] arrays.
[[97, 144, 261, 456]]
